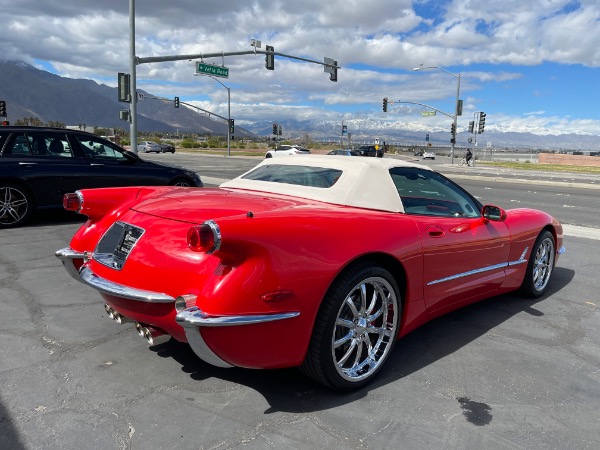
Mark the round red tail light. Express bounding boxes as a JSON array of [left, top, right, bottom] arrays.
[[63, 192, 83, 212], [187, 221, 221, 254]]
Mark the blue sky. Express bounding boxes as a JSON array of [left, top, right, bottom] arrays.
[[1, 0, 600, 137]]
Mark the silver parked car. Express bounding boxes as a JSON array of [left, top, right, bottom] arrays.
[[137, 141, 162, 153]]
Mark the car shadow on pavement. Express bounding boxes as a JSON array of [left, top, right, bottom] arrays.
[[26, 210, 86, 228], [149, 266, 575, 414]]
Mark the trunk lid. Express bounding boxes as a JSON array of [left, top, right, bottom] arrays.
[[130, 187, 311, 223]]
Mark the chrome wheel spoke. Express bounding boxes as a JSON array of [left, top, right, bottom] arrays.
[[337, 339, 358, 366], [344, 296, 359, 318], [334, 331, 354, 349]]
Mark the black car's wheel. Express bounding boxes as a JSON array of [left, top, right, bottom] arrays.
[[265, 153, 273, 158], [171, 178, 193, 187], [520, 230, 556, 297], [0, 183, 33, 228], [302, 262, 400, 390]]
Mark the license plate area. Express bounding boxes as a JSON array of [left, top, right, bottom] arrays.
[[94, 222, 145, 270]]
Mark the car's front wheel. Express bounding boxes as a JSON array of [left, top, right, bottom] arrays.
[[0, 183, 33, 228], [302, 262, 400, 390], [520, 230, 556, 297]]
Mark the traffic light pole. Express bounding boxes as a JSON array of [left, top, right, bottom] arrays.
[[412, 66, 461, 164], [451, 74, 461, 164], [129, 0, 138, 153]]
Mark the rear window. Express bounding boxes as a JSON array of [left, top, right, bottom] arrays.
[[242, 164, 342, 188]]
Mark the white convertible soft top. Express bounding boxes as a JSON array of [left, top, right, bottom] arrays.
[[220, 155, 434, 213]]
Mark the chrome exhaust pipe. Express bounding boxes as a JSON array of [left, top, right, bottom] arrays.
[[144, 327, 170, 346], [135, 322, 146, 337], [105, 304, 132, 324], [105, 304, 116, 319], [114, 313, 133, 324]]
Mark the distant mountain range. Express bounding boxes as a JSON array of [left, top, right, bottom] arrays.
[[1, 60, 598, 150], [0, 60, 249, 137]]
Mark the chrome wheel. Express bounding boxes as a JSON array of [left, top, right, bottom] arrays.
[[302, 262, 400, 390], [532, 235, 555, 292], [332, 277, 398, 382], [520, 230, 555, 297], [172, 179, 191, 187], [0, 185, 32, 227]]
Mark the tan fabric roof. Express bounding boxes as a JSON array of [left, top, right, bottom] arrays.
[[220, 155, 434, 213]]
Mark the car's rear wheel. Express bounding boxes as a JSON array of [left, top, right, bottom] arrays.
[[171, 178, 193, 187], [0, 183, 33, 228], [302, 262, 400, 390], [265, 153, 272, 158], [520, 230, 555, 297]]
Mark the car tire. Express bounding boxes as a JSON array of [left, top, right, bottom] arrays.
[[301, 261, 401, 390], [0, 183, 34, 228], [519, 230, 556, 298], [265, 153, 273, 158], [171, 178, 192, 187]]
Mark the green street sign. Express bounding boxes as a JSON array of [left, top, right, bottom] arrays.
[[196, 63, 229, 78], [421, 111, 436, 116]]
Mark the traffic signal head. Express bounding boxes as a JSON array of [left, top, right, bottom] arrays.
[[383, 97, 388, 112], [265, 45, 275, 70], [1, 121, 9, 126], [174, 97, 180, 108], [478, 112, 486, 133], [272, 123, 277, 135], [0, 100, 6, 116], [451, 123, 456, 135], [117, 73, 131, 102], [330, 60, 338, 82], [229, 119, 234, 134], [468, 120, 474, 133]]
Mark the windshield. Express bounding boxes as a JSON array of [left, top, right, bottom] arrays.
[[241, 164, 342, 188]]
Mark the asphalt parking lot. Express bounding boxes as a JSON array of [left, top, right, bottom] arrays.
[[1, 167, 599, 449]]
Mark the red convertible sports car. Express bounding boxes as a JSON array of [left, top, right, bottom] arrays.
[[56, 156, 564, 390]]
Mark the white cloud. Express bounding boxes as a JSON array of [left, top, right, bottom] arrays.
[[1, 0, 600, 136]]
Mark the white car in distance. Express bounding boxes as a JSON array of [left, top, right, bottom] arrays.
[[265, 145, 311, 158]]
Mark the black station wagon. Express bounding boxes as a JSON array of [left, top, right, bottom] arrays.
[[0, 126, 202, 228]]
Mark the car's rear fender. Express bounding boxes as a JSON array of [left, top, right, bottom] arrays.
[[192, 211, 424, 366]]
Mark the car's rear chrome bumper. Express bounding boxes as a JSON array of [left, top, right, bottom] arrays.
[[55, 247, 87, 282], [55, 247, 300, 368]]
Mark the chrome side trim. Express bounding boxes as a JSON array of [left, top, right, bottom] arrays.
[[508, 246, 529, 266], [427, 247, 529, 286], [176, 306, 300, 327], [79, 266, 175, 303], [55, 247, 86, 282]]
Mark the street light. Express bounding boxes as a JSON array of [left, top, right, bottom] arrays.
[[208, 76, 231, 157], [413, 65, 461, 164]]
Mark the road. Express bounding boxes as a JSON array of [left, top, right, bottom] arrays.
[[1, 153, 599, 449]]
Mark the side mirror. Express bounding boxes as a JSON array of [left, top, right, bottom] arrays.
[[482, 205, 507, 222]]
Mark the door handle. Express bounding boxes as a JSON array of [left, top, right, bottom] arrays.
[[427, 226, 445, 238]]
